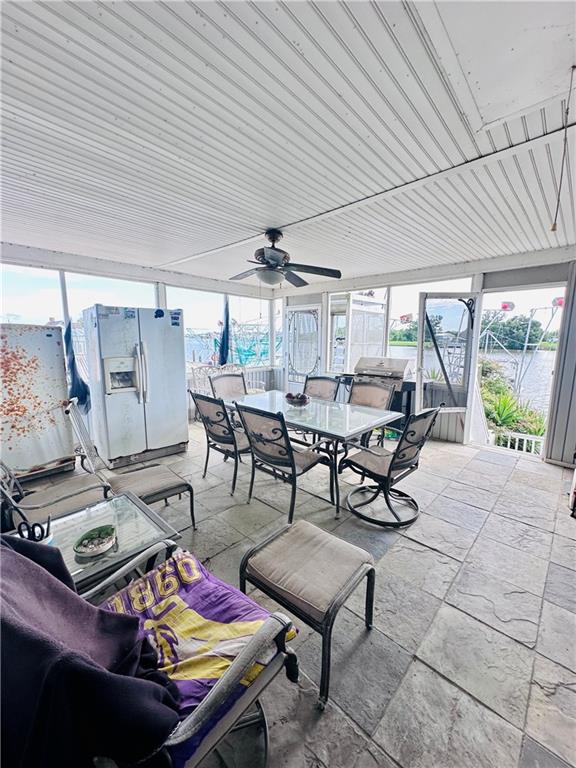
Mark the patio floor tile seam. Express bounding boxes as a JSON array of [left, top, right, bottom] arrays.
[[344, 588, 444, 658], [523, 556, 554, 739], [371, 655, 525, 764], [414, 603, 536, 728], [523, 653, 576, 768], [438, 587, 542, 649], [287, 668, 378, 756]]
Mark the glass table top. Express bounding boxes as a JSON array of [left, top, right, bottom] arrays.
[[226, 390, 403, 441], [49, 492, 176, 584]]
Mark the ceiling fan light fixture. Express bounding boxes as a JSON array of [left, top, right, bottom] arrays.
[[257, 269, 285, 286], [229, 228, 341, 287]]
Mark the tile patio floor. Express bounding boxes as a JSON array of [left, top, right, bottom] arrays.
[[32, 423, 576, 768]]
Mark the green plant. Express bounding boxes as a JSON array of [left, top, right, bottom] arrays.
[[487, 391, 521, 428], [515, 403, 547, 436], [479, 357, 504, 379], [424, 367, 444, 381]]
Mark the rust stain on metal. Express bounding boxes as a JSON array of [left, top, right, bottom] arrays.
[[0, 337, 58, 439]]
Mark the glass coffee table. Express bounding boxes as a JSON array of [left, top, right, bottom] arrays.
[[49, 492, 179, 590]]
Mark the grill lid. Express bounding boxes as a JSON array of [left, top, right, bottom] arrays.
[[353, 357, 414, 379]]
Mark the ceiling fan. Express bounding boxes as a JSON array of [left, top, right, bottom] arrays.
[[230, 229, 342, 287]]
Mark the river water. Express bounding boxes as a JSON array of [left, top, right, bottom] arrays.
[[388, 345, 557, 413]]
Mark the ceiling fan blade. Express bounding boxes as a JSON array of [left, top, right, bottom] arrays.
[[229, 267, 262, 281], [283, 270, 308, 288], [285, 263, 342, 279]]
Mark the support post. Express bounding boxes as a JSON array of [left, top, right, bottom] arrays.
[[59, 270, 70, 326], [155, 282, 167, 309]]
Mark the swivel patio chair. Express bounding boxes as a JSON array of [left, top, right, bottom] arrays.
[[236, 404, 334, 523], [338, 407, 440, 528], [191, 392, 251, 495], [65, 400, 196, 530], [2, 534, 298, 768], [0, 460, 110, 530], [303, 375, 339, 401]]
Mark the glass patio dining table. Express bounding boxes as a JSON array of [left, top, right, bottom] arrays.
[[224, 390, 404, 513]]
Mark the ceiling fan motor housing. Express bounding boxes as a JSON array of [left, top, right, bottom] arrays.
[[253, 246, 290, 266]]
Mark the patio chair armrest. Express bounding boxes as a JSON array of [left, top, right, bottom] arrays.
[[339, 442, 387, 458], [304, 437, 333, 452], [80, 539, 178, 600], [16, 483, 110, 511], [165, 612, 294, 746], [112, 463, 160, 475]]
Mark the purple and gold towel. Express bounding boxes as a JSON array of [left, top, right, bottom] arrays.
[[104, 549, 292, 764]]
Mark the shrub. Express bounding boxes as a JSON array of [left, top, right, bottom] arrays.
[[479, 358, 505, 380], [515, 403, 547, 436], [487, 391, 521, 428]]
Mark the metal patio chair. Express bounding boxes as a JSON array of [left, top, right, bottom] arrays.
[[348, 378, 399, 447], [86, 545, 298, 768], [236, 404, 334, 523], [64, 400, 196, 529], [349, 378, 398, 409], [3, 535, 298, 768], [210, 371, 248, 399], [191, 392, 251, 495], [303, 375, 339, 401], [290, 376, 340, 445], [0, 460, 110, 530], [338, 407, 440, 528]]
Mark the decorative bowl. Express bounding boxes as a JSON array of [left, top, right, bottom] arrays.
[[285, 393, 310, 407], [73, 525, 117, 557]]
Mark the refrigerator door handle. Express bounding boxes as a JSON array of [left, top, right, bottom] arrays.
[[134, 344, 143, 403], [140, 341, 150, 403]]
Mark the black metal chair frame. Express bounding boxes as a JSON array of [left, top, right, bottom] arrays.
[[239, 524, 375, 710], [303, 375, 339, 401], [191, 392, 251, 496], [0, 459, 111, 532], [235, 404, 335, 524], [338, 407, 440, 528], [348, 378, 400, 447], [64, 400, 196, 530], [79, 540, 298, 768]]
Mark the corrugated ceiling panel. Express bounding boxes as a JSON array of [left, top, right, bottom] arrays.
[[1, 0, 574, 283]]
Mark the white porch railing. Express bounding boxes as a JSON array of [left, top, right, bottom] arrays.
[[494, 431, 544, 455]]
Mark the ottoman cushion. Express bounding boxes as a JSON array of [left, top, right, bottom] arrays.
[[245, 521, 374, 623]]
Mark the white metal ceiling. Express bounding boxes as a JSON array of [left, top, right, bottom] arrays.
[[1, 1, 574, 286]]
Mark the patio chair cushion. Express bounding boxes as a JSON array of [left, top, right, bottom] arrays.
[[17, 474, 109, 524], [101, 465, 189, 500], [104, 549, 296, 767], [292, 448, 324, 475], [212, 429, 249, 452], [245, 521, 374, 623], [344, 446, 399, 478]]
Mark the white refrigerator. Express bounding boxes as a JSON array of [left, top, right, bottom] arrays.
[[83, 305, 188, 466]]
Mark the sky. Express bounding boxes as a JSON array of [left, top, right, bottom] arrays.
[[0, 265, 267, 330], [0, 265, 566, 332]]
